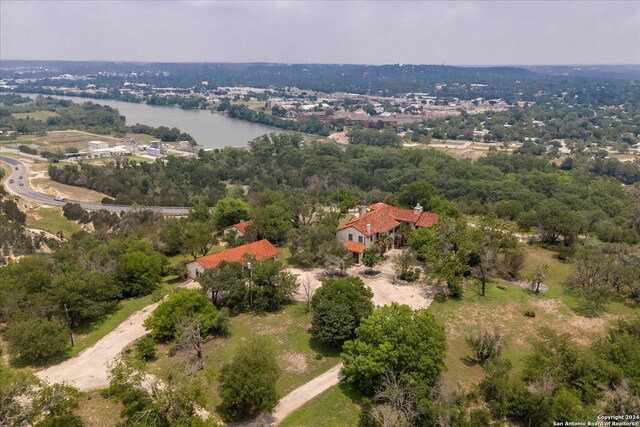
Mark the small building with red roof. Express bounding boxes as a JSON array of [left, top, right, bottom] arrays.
[[336, 202, 439, 263], [223, 219, 253, 237], [186, 239, 280, 279]]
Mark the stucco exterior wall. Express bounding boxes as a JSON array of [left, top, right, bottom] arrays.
[[186, 261, 204, 279]]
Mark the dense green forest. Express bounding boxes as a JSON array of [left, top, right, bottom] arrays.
[[0, 94, 194, 142], [47, 133, 640, 244]]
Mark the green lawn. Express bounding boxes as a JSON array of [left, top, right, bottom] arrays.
[[12, 111, 59, 121], [144, 303, 342, 417], [279, 383, 361, 427], [27, 206, 81, 238]]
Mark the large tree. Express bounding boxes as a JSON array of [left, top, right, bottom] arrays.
[[197, 261, 247, 307], [410, 218, 471, 297], [5, 318, 69, 364], [103, 361, 212, 426], [213, 197, 250, 230], [310, 276, 374, 347], [249, 260, 298, 312], [218, 337, 280, 421], [144, 290, 228, 341], [341, 303, 447, 395]]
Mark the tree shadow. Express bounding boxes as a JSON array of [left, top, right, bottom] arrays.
[[461, 356, 478, 367], [337, 381, 363, 403], [308, 335, 341, 359], [9, 350, 71, 369]]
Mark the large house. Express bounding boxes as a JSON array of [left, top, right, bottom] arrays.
[[186, 239, 280, 279], [336, 202, 439, 263]]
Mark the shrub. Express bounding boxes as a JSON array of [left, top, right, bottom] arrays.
[[135, 336, 156, 361], [466, 329, 504, 365], [448, 282, 464, 298], [524, 310, 536, 318]]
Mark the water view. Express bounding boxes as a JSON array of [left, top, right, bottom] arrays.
[[23, 93, 279, 149]]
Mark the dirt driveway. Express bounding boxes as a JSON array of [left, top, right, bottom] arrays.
[[36, 301, 160, 390], [288, 249, 435, 310]]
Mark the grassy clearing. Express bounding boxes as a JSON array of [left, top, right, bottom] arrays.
[[27, 206, 81, 238], [12, 111, 59, 121], [29, 175, 110, 203], [69, 277, 180, 357], [76, 390, 124, 427], [0, 162, 11, 183], [279, 383, 361, 427], [279, 245, 292, 265], [143, 303, 342, 416], [125, 133, 157, 143], [427, 246, 638, 392]]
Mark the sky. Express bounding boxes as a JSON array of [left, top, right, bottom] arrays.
[[1, 0, 639, 65]]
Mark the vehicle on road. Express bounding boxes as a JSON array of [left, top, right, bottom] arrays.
[[19, 175, 23, 179], [53, 196, 65, 202], [9, 179, 14, 183], [19, 183, 24, 186], [15, 166, 18, 170]]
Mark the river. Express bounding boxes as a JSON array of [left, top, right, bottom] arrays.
[[22, 93, 280, 149]]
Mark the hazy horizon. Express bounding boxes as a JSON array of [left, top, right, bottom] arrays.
[[1, 1, 639, 66], [2, 59, 640, 68]]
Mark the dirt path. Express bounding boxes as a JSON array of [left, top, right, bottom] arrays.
[[231, 364, 344, 427], [36, 301, 160, 390]]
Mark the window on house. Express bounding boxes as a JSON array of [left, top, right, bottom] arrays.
[[348, 233, 353, 241], [358, 236, 363, 243]]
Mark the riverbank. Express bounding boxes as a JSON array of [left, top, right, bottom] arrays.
[[13, 93, 284, 149]]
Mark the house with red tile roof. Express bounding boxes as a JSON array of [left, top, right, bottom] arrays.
[[336, 202, 439, 263], [223, 219, 253, 237], [186, 239, 280, 279]]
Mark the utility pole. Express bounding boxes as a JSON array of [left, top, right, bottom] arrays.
[[63, 304, 75, 347]]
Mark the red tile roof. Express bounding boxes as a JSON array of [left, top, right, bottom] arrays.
[[345, 242, 366, 254], [337, 203, 439, 237], [196, 239, 280, 269], [229, 220, 253, 235], [416, 212, 439, 228]]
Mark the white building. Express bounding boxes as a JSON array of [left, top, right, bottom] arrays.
[[88, 141, 109, 152]]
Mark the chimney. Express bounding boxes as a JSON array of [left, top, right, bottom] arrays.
[[358, 205, 367, 217], [414, 203, 423, 215], [366, 224, 371, 235]]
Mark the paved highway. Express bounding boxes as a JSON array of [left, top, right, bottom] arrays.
[[1, 156, 190, 215]]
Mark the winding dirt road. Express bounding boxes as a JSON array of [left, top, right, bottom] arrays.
[[36, 301, 161, 389]]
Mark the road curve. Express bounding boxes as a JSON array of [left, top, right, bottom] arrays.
[[1, 156, 190, 215]]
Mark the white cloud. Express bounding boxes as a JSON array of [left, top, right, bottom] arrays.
[[1, 0, 638, 64]]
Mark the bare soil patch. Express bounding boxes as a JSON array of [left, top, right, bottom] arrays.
[[280, 352, 308, 374]]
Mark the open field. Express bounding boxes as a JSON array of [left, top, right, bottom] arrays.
[[141, 303, 342, 418], [12, 130, 121, 152], [12, 110, 59, 121], [29, 167, 110, 203], [279, 383, 361, 427], [427, 245, 638, 392], [26, 206, 81, 238]]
